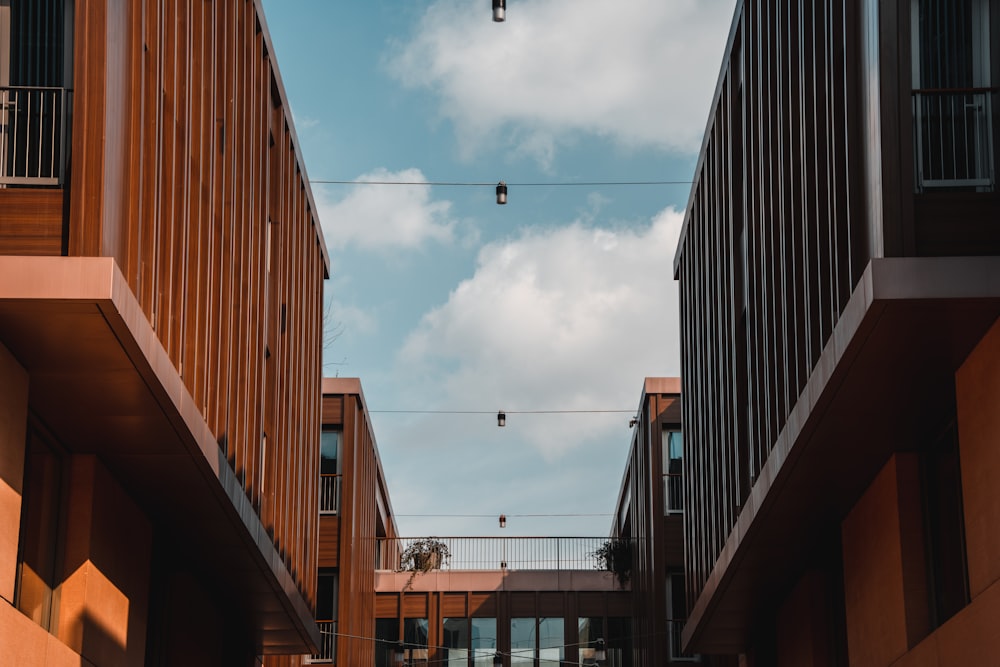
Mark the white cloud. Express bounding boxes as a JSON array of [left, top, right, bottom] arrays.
[[396, 207, 684, 460], [386, 0, 736, 165], [317, 168, 457, 251]]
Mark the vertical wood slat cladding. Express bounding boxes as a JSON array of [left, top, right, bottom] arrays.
[[323, 388, 395, 667], [677, 0, 865, 610], [64, 0, 326, 612]]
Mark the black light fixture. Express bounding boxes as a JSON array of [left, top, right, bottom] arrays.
[[492, 0, 506, 22], [497, 410, 506, 427], [594, 638, 606, 662], [496, 180, 508, 205], [493, 652, 504, 666], [628, 417, 638, 428], [499, 513, 507, 528]]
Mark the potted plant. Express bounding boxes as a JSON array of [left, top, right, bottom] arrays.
[[399, 537, 451, 588], [593, 538, 632, 589]]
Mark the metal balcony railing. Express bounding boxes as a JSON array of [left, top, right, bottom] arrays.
[[0, 86, 70, 186], [664, 473, 683, 514], [912, 87, 997, 190], [320, 474, 341, 514], [305, 620, 336, 663], [376, 536, 626, 572], [667, 619, 699, 663]]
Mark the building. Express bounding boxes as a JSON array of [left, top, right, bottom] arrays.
[[675, 0, 1000, 664], [1, 1, 328, 665], [311, 379, 634, 667], [609, 378, 706, 667], [307, 378, 400, 666]]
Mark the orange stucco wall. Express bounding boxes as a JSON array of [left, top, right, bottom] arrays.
[[775, 570, 833, 667], [56, 456, 152, 667], [841, 454, 927, 666], [956, 316, 1000, 599]]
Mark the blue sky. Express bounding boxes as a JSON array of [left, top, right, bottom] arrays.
[[260, 0, 736, 537]]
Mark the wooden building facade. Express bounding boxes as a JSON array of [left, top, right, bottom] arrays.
[[609, 378, 713, 667], [675, 0, 1000, 663], [0, 0, 328, 664]]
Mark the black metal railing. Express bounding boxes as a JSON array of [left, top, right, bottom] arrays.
[[306, 620, 336, 663], [664, 473, 683, 514], [376, 536, 626, 572], [912, 87, 996, 190], [320, 474, 341, 514], [0, 86, 70, 186]]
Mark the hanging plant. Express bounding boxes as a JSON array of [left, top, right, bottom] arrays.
[[593, 538, 632, 589], [399, 537, 451, 589]]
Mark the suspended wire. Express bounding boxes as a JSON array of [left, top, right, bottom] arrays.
[[310, 179, 692, 186], [369, 409, 634, 415], [394, 513, 612, 518], [322, 626, 674, 662]]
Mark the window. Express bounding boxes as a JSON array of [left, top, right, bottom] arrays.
[[511, 617, 564, 667], [605, 618, 632, 667], [320, 429, 341, 513], [375, 619, 399, 667], [663, 429, 684, 514], [314, 570, 338, 661], [577, 617, 604, 666], [405, 618, 429, 664], [443, 617, 497, 667], [911, 0, 994, 190], [666, 573, 698, 662]]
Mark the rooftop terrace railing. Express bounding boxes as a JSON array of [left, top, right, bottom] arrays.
[[377, 536, 626, 572], [0, 86, 71, 187]]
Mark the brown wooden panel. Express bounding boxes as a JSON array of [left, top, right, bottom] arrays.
[[606, 593, 631, 617], [322, 396, 344, 425], [402, 593, 428, 618], [0, 190, 65, 255], [577, 592, 606, 617], [537, 592, 563, 616], [318, 515, 339, 568], [509, 592, 535, 617], [441, 593, 467, 617], [469, 593, 497, 617], [376, 594, 400, 619]]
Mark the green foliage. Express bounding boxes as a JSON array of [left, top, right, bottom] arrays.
[[593, 538, 632, 588], [400, 538, 451, 573]]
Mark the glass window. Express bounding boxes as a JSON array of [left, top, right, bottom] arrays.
[[663, 429, 683, 513], [471, 618, 498, 666], [537, 618, 564, 667], [443, 617, 470, 667], [316, 569, 338, 621], [405, 618, 429, 663], [321, 429, 341, 474], [510, 617, 535, 666], [606, 617, 632, 667], [578, 617, 604, 666], [375, 618, 399, 667]]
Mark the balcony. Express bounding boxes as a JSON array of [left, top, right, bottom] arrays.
[[0, 86, 71, 187], [376, 536, 624, 572], [305, 620, 336, 664], [320, 473, 341, 514], [913, 87, 997, 191], [664, 472, 683, 514]]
